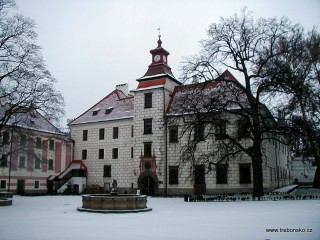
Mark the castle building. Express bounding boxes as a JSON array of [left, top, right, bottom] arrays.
[[69, 37, 290, 195], [291, 157, 316, 184], [0, 108, 73, 194]]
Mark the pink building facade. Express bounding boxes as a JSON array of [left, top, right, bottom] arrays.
[[0, 110, 73, 194]]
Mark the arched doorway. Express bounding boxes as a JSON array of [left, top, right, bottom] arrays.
[[138, 172, 158, 196], [141, 176, 154, 195]]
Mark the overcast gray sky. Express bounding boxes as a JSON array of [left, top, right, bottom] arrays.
[[15, 0, 320, 128]]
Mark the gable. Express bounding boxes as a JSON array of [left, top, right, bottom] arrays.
[[166, 71, 248, 116], [69, 89, 134, 125]]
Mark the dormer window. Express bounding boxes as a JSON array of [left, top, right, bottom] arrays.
[[92, 108, 100, 116], [105, 107, 114, 114]]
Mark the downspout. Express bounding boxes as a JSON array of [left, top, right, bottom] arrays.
[[275, 141, 279, 188], [163, 87, 168, 195], [8, 130, 13, 192], [164, 116, 168, 195]]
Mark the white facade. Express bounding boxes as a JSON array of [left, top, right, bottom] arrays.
[[165, 114, 291, 194], [71, 118, 135, 191]]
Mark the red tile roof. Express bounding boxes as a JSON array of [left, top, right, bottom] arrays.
[[57, 160, 87, 179], [137, 78, 166, 89]]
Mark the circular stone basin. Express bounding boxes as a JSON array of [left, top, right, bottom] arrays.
[[0, 192, 12, 206], [0, 198, 12, 206], [77, 194, 152, 213]]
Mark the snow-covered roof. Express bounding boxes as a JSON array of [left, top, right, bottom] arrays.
[[137, 73, 176, 81], [69, 89, 134, 125], [166, 70, 249, 116], [0, 104, 64, 135]]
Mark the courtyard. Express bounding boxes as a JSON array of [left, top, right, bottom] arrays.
[[0, 195, 319, 240]]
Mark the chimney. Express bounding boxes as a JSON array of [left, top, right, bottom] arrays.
[[116, 83, 128, 96], [192, 75, 199, 84]]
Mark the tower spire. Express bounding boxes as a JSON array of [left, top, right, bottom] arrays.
[[157, 27, 162, 47], [137, 33, 179, 82]]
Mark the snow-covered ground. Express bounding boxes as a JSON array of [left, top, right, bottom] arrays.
[[0, 196, 319, 240], [272, 185, 298, 193]]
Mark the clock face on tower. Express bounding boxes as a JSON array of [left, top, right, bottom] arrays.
[[154, 54, 160, 62]]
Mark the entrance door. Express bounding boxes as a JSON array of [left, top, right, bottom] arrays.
[[17, 179, 25, 195], [47, 180, 54, 194], [194, 165, 206, 195], [141, 176, 154, 196]]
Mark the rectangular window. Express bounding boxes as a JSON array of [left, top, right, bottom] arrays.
[[99, 149, 104, 159], [112, 148, 118, 159], [169, 126, 178, 143], [82, 149, 87, 160], [131, 125, 134, 138], [83, 130, 88, 141], [238, 118, 250, 138], [144, 118, 153, 134], [99, 128, 105, 140], [215, 122, 226, 140], [35, 157, 41, 169], [195, 122, 205, 141], [113, 127, 119, 139], [48, 159, 54, 170], [20, 135, 26, 147], [36, 137, 42, 149], [131, 147, 133, 158], [0, 154, 7, 167], [216, 164, 228, 184], [144, 142, 152, 157], [144, 93, 152, 108], [49, 140, 54, 150], [239, 164, 251, 184], [169, 166, 179, 184], [104, 165, 111, 177], [19, 156, 26, 168], [3, 132, 10, 145], [0, 180, 6, 189], [34, 181, 39, 189]]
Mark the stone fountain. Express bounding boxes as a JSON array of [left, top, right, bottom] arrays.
[[77, 180, 152, 213], [0, 192, 12, 206]]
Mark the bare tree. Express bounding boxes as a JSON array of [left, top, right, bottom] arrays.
[[0, 0, 65, 190], [0, 0, 64, 134], [175, 9, 299, 197], [263, 28, 320, 188]]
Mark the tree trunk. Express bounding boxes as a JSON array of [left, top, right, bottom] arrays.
[[250, 103, 264, 198], [252, 157, 264, 198], [313, 161, 320, 188]]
